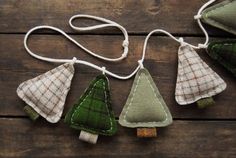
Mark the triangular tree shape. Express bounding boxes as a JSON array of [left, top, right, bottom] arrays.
[[119, 68, 172, 137], [17, 63, 75, 123], [175, 44, 226, 107], [201, 0, 236, 35], [207, 40, 236, 77], [65, 75, 117, 144]]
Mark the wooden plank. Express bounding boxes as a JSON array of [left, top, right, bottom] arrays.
[[0, 119, 235, 158], [0, 34, 233, 73], [0, 0, 229, 35], [0, 35, 235, 118]]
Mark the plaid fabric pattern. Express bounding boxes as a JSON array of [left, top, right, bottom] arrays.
[[65, 75, 117, 136], [175, 45, 227, 105], [207, 40, 236, 77], [17, 63, 75, 123]]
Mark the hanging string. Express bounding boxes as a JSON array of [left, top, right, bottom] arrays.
[[194, 0, 216, 48], [139, 0, 216, 64], [24, 1, 215, 80], [138, 0, 217, 66], [69, 14, 129, 60], [140, 29, 197, 66], [24, 15, 129, 63], [24, 15, 139, 80], [172, 0, 216, 49], [140, 0, 215, 51]]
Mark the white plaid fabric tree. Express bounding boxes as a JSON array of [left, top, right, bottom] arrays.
[[17, 63, 75, 123], [175, 44, 227, 106]]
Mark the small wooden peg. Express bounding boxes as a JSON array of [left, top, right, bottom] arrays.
[[23, 105, 40, 121], [137, 128, 157, 137], [79, 130, 98, 144], [197, 97, 215, 109]]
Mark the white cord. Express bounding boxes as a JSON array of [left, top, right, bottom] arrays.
[[24, 15, 129, 63], [140, 29, 200, 65], [194, 0, 216, 48], [139, 0, 216, 55], [69, 14, 129, 60], [24, 0, 215, 80], [23, 27, 199, 80], [24, 15, 140, 80]]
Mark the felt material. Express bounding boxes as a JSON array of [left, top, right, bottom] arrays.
[[207, 40, 236, 77], [201, 0, 236, 35], [65, 75, 117, 136], [119, 68, 173, 128], [79, 130, 98, 144], [23, 105, 40, 121], [17, 63, 74, 123], [175, 44, 227, 105], [197, 97, 215, 109]]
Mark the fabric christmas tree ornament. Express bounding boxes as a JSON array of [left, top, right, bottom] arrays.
[[119, 68, 173, 138], [175, 44, 227, 108], [17, 63, 75, 123], [207, 40, 236, 77], [64, 75, 117, 144], [200, 0, 236, 35]]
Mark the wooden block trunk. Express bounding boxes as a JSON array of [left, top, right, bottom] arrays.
[[137, 128, 157, 137]]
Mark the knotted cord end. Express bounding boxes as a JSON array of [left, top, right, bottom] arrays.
[[179, 37, 187, 46], [121, 40, 129, 58], [122, 40, 129, 48], [71, 57, 77, 64], [122, 49, 128, 58], [138, 60, 144, 69], [101, 66, 106, 75], [194, 14, 202, 20], [198, 43, 208, 49]]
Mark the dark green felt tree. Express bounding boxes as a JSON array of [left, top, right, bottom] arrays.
[[207, 40, 236, 78], [65, 75, 117, 144]]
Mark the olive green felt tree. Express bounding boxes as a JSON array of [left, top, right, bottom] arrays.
[[65, 75, 117, 144], [119, 68, 173, 137]]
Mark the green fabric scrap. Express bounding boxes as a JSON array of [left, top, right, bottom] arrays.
[[65, 75, 117, 136], [23, 105, 40, 121], [197, 97, 215, 109], [119, 68, 173, 128]]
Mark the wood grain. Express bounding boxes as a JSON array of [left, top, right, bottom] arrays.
[[0, 0, 229, 35], [0, 1, 236, 157], [0, 119, 235, 158], [0, 35, 235, 118]]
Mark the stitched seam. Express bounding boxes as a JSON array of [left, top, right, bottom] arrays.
[[71, 78, 113, 133], [176, 46, 227, 105], [204, 1, 236, 33], [18, 63, 74, 123], [123, 71, 168, 124]]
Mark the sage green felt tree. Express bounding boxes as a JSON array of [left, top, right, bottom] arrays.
[[201, 0, 236, 35], [65, 75, 117, 144], [119, 68, 172, 137]]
